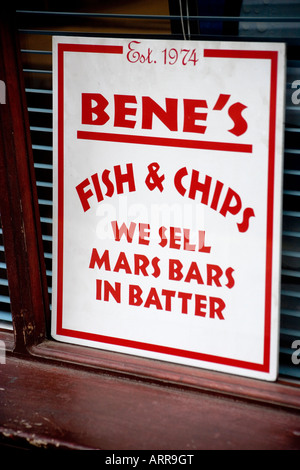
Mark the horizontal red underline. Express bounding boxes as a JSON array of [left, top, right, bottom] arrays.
[[77, 130, 253, 153], [59, 44, 124, 54]]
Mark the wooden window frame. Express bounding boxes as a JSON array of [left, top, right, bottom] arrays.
[[1, 6, 300, 450]]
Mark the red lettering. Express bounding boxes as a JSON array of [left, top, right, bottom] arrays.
[[161, 289, 176, 311], [114, 163, 136, 194], [195, 295, 207, 317], [183, 99, 207, 134], [96, 278, 102, 300], [134, 254, 149, 276], [76, 165, 136, 212], [178, 292, 192, 314], [213, 93, 230, 111], [101, 169, 114, 197], [129, 284, 143, 306], [89, 248, 111, 271], [113, 251, 132, 274], [76, 178, 93, 212], [144, 287, 163, 310], [126, 285, 226, 318], [114, 94, 137, 128], [133, 255, 160, 278], [183, 229, 195, 252], [209, 297, 225, 319], [151, 257, 161, 278], [174, 168, 254, 232], [170, 226, 181, 250], [220, 187, 242, 218], [174, 167, 188, 196], [91, 173, 104, 203], [237, 207, 255, 233], [184, 262, 204, 284], [81, 92, 249, 139], [142, 97, 178, 131], [210, 180, 224, 211], [188, 170, 212, 204], [207, 264, 223, 287], [228, 102, 248, 136], [96, 279, 121, 303], [82, 93, 109, 125], [198, 231, 211, 253], [169, 259, 183, 281], [225, 267, 235, 289], [111, 221, 136, 243], [139, 223, 150, 245], [158, 226, 167, 248]]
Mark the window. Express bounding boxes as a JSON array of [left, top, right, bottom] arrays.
[[1, 1, 300, 450], [0, 216, 12, 329]]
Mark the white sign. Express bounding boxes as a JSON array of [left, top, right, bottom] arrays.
[[52, 37, 285, 381]]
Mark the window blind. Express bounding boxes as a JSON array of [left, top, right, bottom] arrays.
[[0, 215, 12, 329], [2, 1, 298, 381]]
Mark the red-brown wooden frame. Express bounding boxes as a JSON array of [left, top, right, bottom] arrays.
[[0, 5, 300, 450]]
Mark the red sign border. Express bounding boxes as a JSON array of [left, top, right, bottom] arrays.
[[55, 42, 279, 374]]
